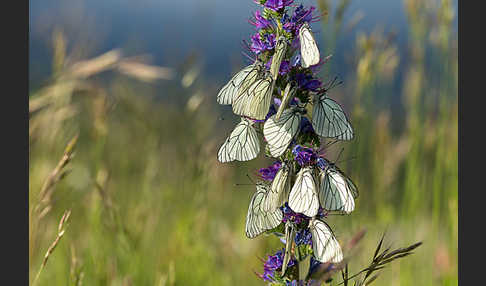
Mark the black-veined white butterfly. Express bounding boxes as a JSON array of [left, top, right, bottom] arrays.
[[288, 166, 319, 217], [263, 107, 303, 158], [312, 93, 354, 140], [217, 118, 260, 163], [309, 218, 343, 263], [245, 182, 283, 238], [275, 83, 297, 121], [299, 22, 320, 68], [316, 157, 358, 214], [281, 221, 296, 276], [270, 36, 288, 81], [217, 64, 255, 105], [265, 161, 292, 212], [232, 62, 274, 120]]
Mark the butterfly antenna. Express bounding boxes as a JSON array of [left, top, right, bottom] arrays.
[[335, 147, 345, 163], [335, 156, 357, 165], [246, 174, 256, 185], [318, 140, 339, 155]]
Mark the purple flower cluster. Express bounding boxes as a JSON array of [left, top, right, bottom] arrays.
[[251, 33, 277, 54], [282, 5, 317, 36], [261, 248, 296, 281], [294, 72, 322, 91], [316, 157, 328, 171], [250, 10, 271, 29], [292, 145, 318, 166], [259, 161, 282, 181], [281, 202, 308, 224], [295, 228, 313, 246], [317, 206, 329, 218], [254, 0, 294, 11], [300, 116, 315, 134], [265, 58, 291, 76]]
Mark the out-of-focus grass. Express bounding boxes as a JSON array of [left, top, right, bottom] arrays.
[[29, 0, 457, 285]]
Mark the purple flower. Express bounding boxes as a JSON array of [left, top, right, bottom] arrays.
[[281, 202, 309, 224], [316, 157, 328, 171], [265, 58, 291, 76], [295, 73, 322, 91], [250, 10, 271, 29], [261, 0, 294, 11], [281, 5, 317, 36], [295, 228, 313, 246], [261, 248, 296, 282], [259, 161, 282, 181], [317, 206, 329, 218], [292, 5, 316, 24], [300, 116, 315, 134], [251, 33, 277, 54], [292, 145, 317, 166], [279, 60, 291, 75]]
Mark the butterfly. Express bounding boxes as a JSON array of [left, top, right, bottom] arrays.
[[217, 64, 255, 105], [281, 221, 296, 276], [312, 93, 354, 140], [265, 161, 293, 212], [299, 22, 320, 68], [275, 83, 297, 121], [245, 182, 283, 238], [316, 157, 358, 214], [217, 118, 260, 163], [263, 106, 303, 158], [309, 218, 343, 263], [233, 62, 274, 120], [288, 166, 320, 217], [270, 36, 288, 81]]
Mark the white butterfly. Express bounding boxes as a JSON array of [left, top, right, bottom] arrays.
[[309, 218, 343, 263], [217, 64, 255, 105], [299, 22, 320, 68], [317, 157, 358, 214], [270, 36, 288, 81], [263, 107, 302, 158], [232, 64, 274, 120], [281, 221, 296, 276], [312, 93, 354, 140], [217, 118, 260, 163], [265, 161, 292, 212], [275, 83, 297, 121], [245, 182, 283, 239], [288, 166, 319, 217]]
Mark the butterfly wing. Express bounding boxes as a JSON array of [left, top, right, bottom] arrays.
[[288, 166, 319, 217], [265, 162, 292, 212], [275, 83, 297, 121], [312, 95, 354, 140], [246, 75, 274, 120], [232, 65, 262, 115], [245, 183, 283, 238], [270, 37, 288, 81], [263, 108, 301, 157], [281, 221, 296, 276], [299, 23, 320, 68], [318, 165, 358, 214], [217, 118, 260, 163], [309, 218, 343, 263], [217, 64, 254, 105]]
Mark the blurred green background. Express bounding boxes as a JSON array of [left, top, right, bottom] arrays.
[[29, 0, 457, 285]]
